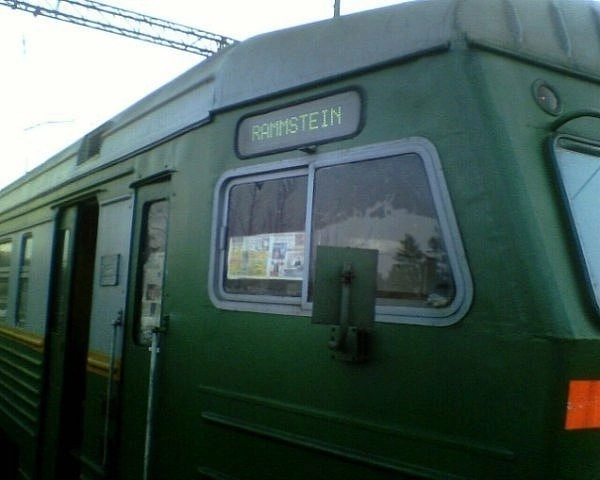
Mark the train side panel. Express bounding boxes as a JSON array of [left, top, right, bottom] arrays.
[[117, 48, 574, 480], [0, 1, 599, 479]]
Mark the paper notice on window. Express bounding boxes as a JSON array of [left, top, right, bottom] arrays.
[[140, 251, 164, 328], [227, 232, 304, 280]]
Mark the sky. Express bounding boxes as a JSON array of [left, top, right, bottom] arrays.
[[0, 0, 402, 188]]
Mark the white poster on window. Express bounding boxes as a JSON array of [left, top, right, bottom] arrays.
[[140, 251, 165, 328], [227, 232, 304, 281]]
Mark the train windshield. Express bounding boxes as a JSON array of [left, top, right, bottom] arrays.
[[309, 154, 455, 308], [224, 175, 308, 297], [554, 138, 600, 311], [214, 139, 471, 325]]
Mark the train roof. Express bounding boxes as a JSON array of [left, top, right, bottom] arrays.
[[130, 0, 600, 125], [2, 0, 600, 199], [215, 0, 600, 108]]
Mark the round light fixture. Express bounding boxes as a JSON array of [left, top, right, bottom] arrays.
[[532, 80, 561, 115]]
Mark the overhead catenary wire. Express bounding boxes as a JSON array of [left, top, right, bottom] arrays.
[[0, 0, 237, 56]]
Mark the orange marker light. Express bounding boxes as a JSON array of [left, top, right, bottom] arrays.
[[565, 380, 600, 430]]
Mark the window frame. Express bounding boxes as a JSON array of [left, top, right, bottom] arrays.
[[219, 169, 309, 305], [209, 138, 472, 326], [0, 239, 13, 323], [15, 234, 32, 327], [134, 197, 170, 346]]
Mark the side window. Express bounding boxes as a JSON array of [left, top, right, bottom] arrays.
[[16, 235, 32, 327], [223, 175, 307, 299], [0, 240, 12, 322], [136, 200, 169, 345], [212, 139, 471, 325], [310, 154, 455, 309]]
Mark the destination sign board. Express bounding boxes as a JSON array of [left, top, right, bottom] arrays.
[[236, 90, 362, 158]]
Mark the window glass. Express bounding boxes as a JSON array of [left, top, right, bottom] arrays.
[[21, 236, 32, 267], [0, 241, 12, 322], [51, 229, 71, 334], [311, 155, 455, 308], [16, 235, 32, 327], [137, 200, 169, 345], [554, 141, 600, 309], [224, 175, 307, 297], [0, 241, 12, 268]]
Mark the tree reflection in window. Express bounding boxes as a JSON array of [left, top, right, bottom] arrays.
[[311, 154, 455, 308]]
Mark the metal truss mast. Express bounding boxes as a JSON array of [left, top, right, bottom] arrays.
[[0, 0, 237, 57]]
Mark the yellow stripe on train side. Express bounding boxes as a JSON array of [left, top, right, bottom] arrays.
[[0, 325, 44, 352], [87, 350, 121, 381]]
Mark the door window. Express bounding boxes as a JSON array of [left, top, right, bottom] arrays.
[[136, 200, 169, 345]]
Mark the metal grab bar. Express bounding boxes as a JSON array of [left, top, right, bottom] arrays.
[[102, 309, 123, 469]]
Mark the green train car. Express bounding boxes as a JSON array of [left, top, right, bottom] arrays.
[[1, 0, 600, 478]]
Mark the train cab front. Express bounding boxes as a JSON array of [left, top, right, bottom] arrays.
[[546, 112, 600, 478]]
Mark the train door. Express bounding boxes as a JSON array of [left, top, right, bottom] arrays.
[[40, 201, 99, 479], [40, 196, 133, 480], [79, 195, 133, 479], [118, 179, 171, 480]]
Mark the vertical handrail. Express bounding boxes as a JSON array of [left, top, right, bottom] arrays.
[[143, 328, 161, 480], [328, 262, 354, 352], [102, 309, 123, 468]]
